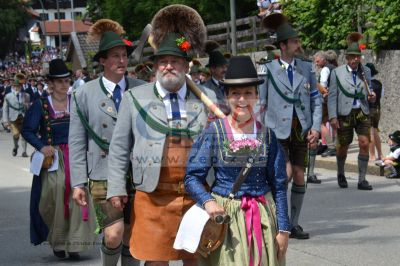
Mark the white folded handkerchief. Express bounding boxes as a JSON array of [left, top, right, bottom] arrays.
[[173, 204, 210, 253]]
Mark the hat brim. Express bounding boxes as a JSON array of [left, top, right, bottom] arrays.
[[47, 71, 71, 79], [345, 51, 362, 55], [93, 44, 134, 62], [220, 78, 264, 87]]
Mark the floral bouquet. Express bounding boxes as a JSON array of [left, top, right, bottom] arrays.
[[224, 138, 262, 156]]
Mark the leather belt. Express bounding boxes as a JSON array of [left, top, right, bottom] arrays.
[[157, 181, 186, 194]]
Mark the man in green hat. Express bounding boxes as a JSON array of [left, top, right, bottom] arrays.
[[328, 35, 376, 191], [69, 19, 145, 266], [203, 41, 229, 115], [106, 4, 217, 265], [262, 17, 322, 239], [2, 73, 30, 157]]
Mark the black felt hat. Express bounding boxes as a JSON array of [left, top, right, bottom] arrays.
[[47, 59, 71, 79], [220, 56, 264, 87], [389, 130, 400, 144], [365, 63, 379, 76]]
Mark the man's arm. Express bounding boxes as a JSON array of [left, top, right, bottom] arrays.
[[2, 95, 9, 124], [309, 66, 322, 134], [69, 89, 89, 187], [328, 69, 338, 121], [106, 93, 134, 200]]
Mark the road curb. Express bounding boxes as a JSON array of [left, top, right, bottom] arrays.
[[315, 157, 383, 176]]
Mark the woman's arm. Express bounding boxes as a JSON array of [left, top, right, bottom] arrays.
[[185, 123, 216, 207], [22, 100, 45, 151], [267, 130, 290, 232]]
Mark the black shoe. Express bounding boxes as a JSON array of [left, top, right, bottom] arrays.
[[289, 225, 310, 239], [21, 152, 28, 158], [317, 144, 327, 155], [68, 252, 80, 260], [321, 148, 336, 157], [386, 173, 399, 179], [337, 174, 348, 188], [12, 146, 18, 157], [53, 249, 66, 259], [307, 174, 322, 184], [358, 180, 373, 190]]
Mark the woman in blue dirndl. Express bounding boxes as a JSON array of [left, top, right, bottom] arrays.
[[185, 56, 290, 266]]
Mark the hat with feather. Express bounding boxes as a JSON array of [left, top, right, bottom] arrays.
[[346, 32, 363, 56], [262, 13, 298, 44], [205, 40, 227, 67], [88, 19, 134, 62], [150, 5, 206, 60]]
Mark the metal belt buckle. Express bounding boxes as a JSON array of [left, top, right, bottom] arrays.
[[177, 181, 185, 195]]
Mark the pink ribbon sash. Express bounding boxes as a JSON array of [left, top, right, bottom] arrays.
[[241, 195, 266, 266], [59, 144, 88, 221]]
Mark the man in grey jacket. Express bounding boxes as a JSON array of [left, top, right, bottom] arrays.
[[262, 18, 322, 239], [69, 19, 145, 266], [328, 39, 375, 191], [3, 73, 30, 157], [106, 6, 217, 264]]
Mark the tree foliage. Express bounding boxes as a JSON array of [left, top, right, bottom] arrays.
[[86, 0, 256, 40], [0, 0, 31, 58], [282, 0, 400, 51]]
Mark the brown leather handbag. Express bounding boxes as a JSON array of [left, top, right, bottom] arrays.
[[197, 156, 257, 257], [42, 155, 54, 169]]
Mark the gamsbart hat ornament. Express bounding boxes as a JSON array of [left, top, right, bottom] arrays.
[[47, 59, 71, 79], [220, 56, 264, 87], [346, 32, 363, 56], [89, 19, 134, 62], [150, 4, 206, 59], [262, 13, 298, 43]]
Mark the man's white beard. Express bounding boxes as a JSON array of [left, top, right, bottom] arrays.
[[157, 70, 186, 91]]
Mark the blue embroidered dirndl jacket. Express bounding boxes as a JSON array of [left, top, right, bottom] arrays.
[[184, 118, 290, 231]]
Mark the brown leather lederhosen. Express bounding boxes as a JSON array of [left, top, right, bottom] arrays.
[[129, 135, 196, 261]]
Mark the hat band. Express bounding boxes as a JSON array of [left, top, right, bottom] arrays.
[[48, 72, 70, 78], [222, 78, 262, 84]]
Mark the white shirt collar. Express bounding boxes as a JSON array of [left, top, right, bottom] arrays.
[[212, 77, 220, 86], [346, 65, 358, 72], [155, 80, 187, 100], [280, 59, 295, 70], [102, 76, 126, 94]]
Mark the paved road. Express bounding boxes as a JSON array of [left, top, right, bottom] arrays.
[[0, 130, 399, 265]]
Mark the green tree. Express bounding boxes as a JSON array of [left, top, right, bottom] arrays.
[[0, 0, 31, 58], [86, 0, 256, 40]]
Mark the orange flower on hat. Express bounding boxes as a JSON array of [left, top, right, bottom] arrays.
[[176, 37, 191, 52], [123, 39, 133, 46], [359, 43, 366, 50]]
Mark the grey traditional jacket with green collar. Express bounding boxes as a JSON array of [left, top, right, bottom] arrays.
[[262, 58, 322, 140], [2, 89, 30, 123], [106, 82, 217, 199], [69, 76, 145, 187], [328, 64, 372, 119]]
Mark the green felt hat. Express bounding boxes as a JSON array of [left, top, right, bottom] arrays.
[[190, 64, 201, 74], [346, 42, 362, 56], [93, 31, 134, 62], [206, 50, 228, 68], [152, 33, 189, 59], [13, 73, 26, 86], [276, 23, 299, 43]]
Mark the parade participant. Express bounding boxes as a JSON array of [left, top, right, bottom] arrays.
[[2, 73, 30, 157], [184, 55, 290, 265], [365, 63, 384, 162], [22, 59, 97, 259], [328, 32, 376, 190], [189, 59, 202, 85], [106, 5, 217, 265], [261, 14, 322, 239], [199, 67, 211, 84], [203, 40, 229, 115], [69, 19, 145, 266]]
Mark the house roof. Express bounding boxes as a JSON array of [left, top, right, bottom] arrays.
[[40, 20, 92, 36], [66, 32, 99, 69]]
